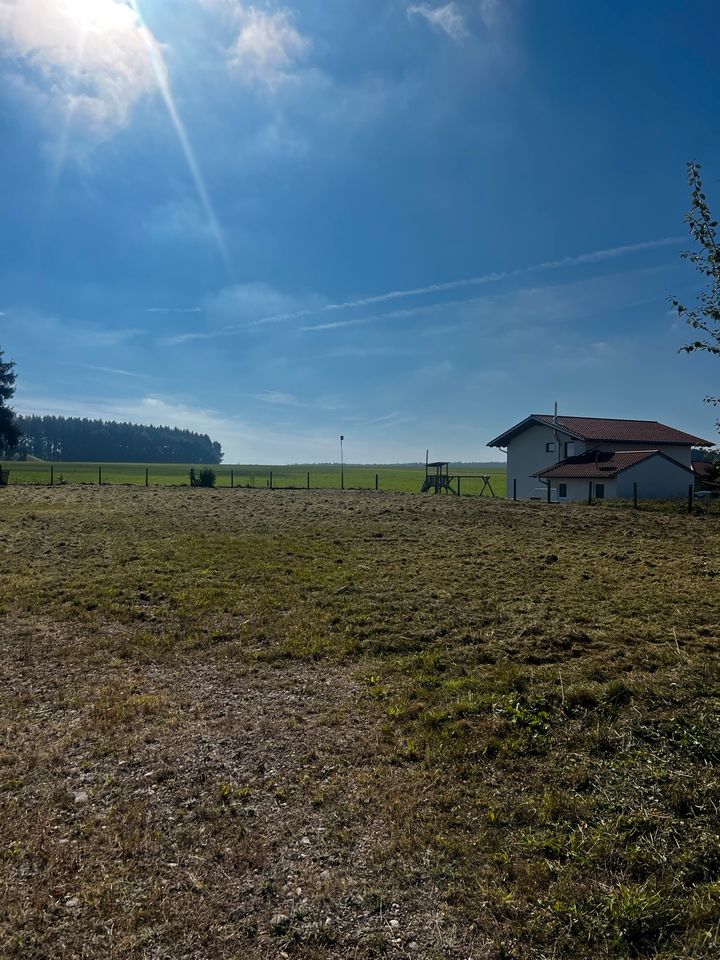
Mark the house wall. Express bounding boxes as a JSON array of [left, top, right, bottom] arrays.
[[507, 423, 587, 500], [551, 477, 617, 502], [506, 423, 585, 499], [617, 457, 693, 500], [592, 442, 693, 467]]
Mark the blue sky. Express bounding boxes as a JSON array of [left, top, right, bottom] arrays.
[[1, 0, 719, 463]]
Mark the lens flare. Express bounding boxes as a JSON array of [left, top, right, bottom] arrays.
[[129, 0, 232, 276]]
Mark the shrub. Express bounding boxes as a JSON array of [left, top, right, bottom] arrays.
[[190, 468, 216, 488]]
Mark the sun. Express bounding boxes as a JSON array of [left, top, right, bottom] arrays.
[[58, 0, 136, 32]]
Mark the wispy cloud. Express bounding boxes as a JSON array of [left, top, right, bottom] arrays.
[[84, 364, 144, 379], [83, 327, 146, 348], [479, 0, 503, 30], [408, 3, 468, 41], [254, 390, 301, 406], [203, 1, 310, 89], [146, 307, 203, 315], [550, 340, 615, 369], [58, 361, 144, 379], [343, 411, 416, 429], [252, 390, 344, 412], [143, 197, 221, 245], [163, 331, 214, 346], [161, 281, 326, 345]]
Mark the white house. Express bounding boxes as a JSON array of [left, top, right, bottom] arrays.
[[487, 414, 713, 502]]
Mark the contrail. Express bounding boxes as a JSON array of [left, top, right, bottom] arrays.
[[162, 234, 684, 345], [129, 1, 232, 276], [241, 234, 685, 329], [310, 235, 685, 314]]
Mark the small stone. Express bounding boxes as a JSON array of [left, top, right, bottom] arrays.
[[389, 919, 400, 930], [301, 836, 311, 845], [271, 913, 290, 932], [408, 942, 420, 951], [74, 791, 88, 805], [320, 870, 331, 881]]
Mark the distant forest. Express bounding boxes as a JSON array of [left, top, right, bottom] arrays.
[[15, 415, 223, 464]]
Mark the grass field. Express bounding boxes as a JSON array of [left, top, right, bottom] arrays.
[[1, 486, 719, 959], [1, 461, 507, 497]]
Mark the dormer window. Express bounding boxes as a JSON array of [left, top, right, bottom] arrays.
[[564, 442, 576, 457], [545, 442, 555, 453]]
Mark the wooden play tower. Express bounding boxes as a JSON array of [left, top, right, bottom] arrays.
[[421, 456, 497, 497], [422, 461, 454, 493]]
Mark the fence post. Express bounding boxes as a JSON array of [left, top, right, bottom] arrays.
[[307, 471, 310, 490], [633, 482, 638, 509], [688, 484, 694, 514], [513, 478, 517, 501], [269, 470, 273, 490], [458, 477, 462, 497], [145, 467, 149, 488], [546, 482, 551, 503], [50, 465, 54, 486], [231, 469, 234, 489], [99, 466, 102, 486], [588, 481, 592, 505], [375, 473, 379, 491]]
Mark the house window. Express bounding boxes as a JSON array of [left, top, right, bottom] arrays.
[[595, 483, 605, 500], [545, 442, 555, 453], [564, 442, 576, 457], [558, 483, 567, 498]]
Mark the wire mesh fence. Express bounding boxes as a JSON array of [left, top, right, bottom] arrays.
[[0, 462, 508, 497]]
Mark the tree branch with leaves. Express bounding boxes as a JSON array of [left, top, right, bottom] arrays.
[[671, 162, 720, 420]]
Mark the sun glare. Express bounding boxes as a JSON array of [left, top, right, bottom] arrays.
[[59, 0, 132, 31]]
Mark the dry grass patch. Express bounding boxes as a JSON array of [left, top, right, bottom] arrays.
[[0, 485, 719, 958]]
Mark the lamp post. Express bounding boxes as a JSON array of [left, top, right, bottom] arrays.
[[340, 435, 344, 490]]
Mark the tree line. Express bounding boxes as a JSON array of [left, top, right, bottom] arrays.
[[14, 415, 224, 464]]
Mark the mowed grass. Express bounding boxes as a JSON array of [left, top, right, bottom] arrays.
[[3, 460, 507, 496], [0, 485, 719, 959]]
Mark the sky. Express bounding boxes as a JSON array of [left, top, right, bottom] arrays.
[[1, 0, 719, 464]]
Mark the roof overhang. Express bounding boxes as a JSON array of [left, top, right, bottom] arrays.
[[487, 415, 583, 448]]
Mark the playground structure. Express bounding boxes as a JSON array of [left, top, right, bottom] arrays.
[[421, 460, 497, 497]]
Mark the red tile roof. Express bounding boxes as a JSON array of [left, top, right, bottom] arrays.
[[693, 460, 715, 479], [534, 449, 693, 480], [488, 415, 713, 447]]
